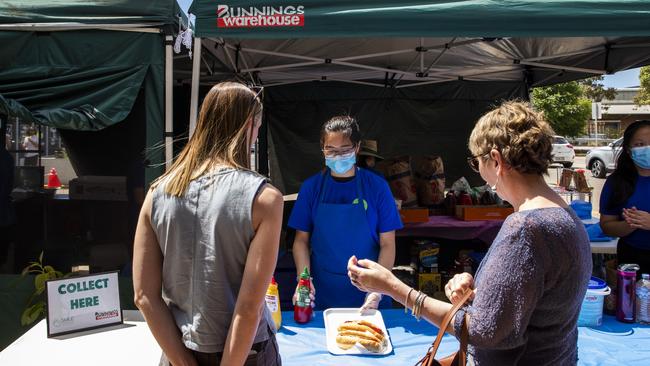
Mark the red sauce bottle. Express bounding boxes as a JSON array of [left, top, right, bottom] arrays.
[[294, 267, 313, 323]]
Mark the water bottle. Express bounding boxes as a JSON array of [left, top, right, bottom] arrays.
[[636, 273, 650, 324], [616, 264, 640, 323]]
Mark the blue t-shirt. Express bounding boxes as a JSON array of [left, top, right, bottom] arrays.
[[288, 168, 403, 243], [600, 175, 650, 249]]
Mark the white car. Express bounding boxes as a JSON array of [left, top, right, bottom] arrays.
[[551, 136, 575, 168], [585, 137, 623, 178]]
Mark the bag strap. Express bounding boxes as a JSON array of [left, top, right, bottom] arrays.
[[458, 313, 470, 366], [423, 289, 474, 366]]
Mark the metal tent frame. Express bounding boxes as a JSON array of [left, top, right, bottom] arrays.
[[187, 36, 650, 134]]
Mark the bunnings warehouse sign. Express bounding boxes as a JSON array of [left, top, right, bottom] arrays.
[[217, 4, 305, 28], [46, 271, 122, 337]]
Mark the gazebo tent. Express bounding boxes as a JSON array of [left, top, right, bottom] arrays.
[[187, 0, 650, 193], [0, 0, 188, 183]]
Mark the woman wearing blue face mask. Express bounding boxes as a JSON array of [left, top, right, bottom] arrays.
[[288, 115, 402, 310], [601, 120, 650, 274]]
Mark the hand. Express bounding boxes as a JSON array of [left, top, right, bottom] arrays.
[[360, 292, 382, 313], [292, 279, 316, 308], [347, 255, 398, 295], [623, 207, 650, 230], [444, 273, 476, 305]]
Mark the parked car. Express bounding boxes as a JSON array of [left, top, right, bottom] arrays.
[[551, 136, 575, 168], [585, 137, 623, 178]]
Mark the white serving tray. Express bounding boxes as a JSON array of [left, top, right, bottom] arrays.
[[323, 308, 393, 356]]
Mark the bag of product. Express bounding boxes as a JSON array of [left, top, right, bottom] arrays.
[[412, 155, 446, 206], [380, 156, 418, 208]]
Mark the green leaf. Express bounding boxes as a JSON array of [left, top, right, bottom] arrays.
[[21, 302, 45, 326], [21, 263, 42, 275], [44, 265, 55, 274], [38, 251, 44, 264], [35, 273, 48, 292]]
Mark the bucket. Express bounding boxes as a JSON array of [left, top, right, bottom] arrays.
[[578, 276, 611, 327]]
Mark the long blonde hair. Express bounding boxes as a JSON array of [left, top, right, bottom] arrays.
[[154, 81, 262, 196]]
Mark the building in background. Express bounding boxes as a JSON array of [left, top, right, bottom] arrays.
[[593, 88, 650, 139]]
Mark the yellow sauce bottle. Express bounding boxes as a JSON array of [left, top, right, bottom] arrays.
[[265, 276, 282, 330]]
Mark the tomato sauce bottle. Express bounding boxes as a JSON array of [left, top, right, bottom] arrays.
[[294, 267, 313, 323]]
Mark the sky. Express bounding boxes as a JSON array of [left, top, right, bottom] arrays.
[[601, 68, 640, 88], [176, 0, 640, 88]]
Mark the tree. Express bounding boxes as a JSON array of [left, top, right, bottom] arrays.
[[634, 66, 650, 105], [531, 81, 592, 138], [579, 76, 617, 102]]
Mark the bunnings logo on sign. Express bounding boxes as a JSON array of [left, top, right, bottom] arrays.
[[217, 4, 305, 28]]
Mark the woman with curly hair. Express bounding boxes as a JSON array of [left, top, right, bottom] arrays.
[[348, 101, 591, 366]]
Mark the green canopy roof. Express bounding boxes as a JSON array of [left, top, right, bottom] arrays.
[[0, 0, 184, 27], [190, 0, 650, 38]]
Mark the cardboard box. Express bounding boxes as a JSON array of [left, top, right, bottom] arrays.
[[418, 273, 442, 297], [69, 176, 127, 201], [399, 208, 429, 223], [455, 205, 514, 221]]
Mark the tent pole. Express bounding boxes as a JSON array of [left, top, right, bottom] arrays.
[[242, 61, 322, 73], [189, 38, 202, 138], [165, 35, 174, 171], [519, 61, 604, 74]]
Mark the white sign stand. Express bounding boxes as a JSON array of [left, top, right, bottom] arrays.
[[45, 271, 122, 337]]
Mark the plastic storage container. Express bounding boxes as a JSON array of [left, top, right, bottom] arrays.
[[578, 276, 611, 327]]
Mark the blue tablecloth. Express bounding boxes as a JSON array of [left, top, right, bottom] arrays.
[[276, 309, 650, 365]]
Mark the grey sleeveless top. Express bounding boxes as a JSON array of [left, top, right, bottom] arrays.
[[151, 168, 274, 353]]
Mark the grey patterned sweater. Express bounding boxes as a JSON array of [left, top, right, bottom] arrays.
[[454, 207, 592, 366]]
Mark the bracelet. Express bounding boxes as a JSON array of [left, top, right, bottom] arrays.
[[413, 291, 427, 321], [413, 292, 422, 320], [417, 293, 428, 321], [412, 291, 423, 320], [404, 288, 414, 314]]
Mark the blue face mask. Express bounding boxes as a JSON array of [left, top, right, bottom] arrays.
[[631, 146, 650, 169], [325, 152, 356, 174]]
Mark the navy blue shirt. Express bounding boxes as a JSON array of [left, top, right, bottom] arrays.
[[288, 168, 403, 243], [600, 175, 650, 250]]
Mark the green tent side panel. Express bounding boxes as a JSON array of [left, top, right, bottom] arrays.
[[144, 63, 166, 186], [190, 0, 650, 38], [0, 30, 166, 183]]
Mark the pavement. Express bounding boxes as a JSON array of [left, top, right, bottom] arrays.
[[544, 156, 606, 214]]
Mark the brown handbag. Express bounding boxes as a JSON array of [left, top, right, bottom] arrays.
[[415, 289, 473, 366]]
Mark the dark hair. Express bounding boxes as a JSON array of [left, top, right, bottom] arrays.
[[319, 115, 361, 147], [607, 120, 650, 210]]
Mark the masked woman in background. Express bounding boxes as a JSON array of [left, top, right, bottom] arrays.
[[288, 116, 402, 311], [600, 120, 650, 274]]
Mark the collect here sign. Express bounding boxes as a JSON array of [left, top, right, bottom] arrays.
[[46, 271, 122, 337]]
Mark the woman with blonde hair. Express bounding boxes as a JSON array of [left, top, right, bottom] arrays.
[[133, 82, 283, 366], [348, 101, 591, 365]]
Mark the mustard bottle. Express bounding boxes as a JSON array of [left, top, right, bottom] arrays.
[[265, 276, 282, 330]]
